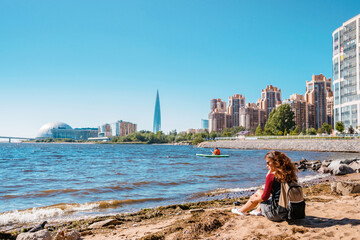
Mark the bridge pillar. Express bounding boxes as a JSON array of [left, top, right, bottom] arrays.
[[9, 138, 11, 143]]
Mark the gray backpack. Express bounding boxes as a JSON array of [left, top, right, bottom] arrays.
[[277, 181, 306, 220]]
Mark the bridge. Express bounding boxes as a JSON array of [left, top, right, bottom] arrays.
[[0, 136, 36, 143]]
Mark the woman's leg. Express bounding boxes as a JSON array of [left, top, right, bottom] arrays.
[[238, 190, 263, 213]]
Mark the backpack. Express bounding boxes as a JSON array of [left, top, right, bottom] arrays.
[[277, 181, 306, 220]]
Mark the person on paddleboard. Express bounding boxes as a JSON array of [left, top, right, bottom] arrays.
[[213, 147, 221, 155]]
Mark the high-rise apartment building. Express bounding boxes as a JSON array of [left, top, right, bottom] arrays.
[[239, 103, 267, 131], [282, 94, 307, 131], [208, 98, 231, 132], [257, 85, 282, 118], [210, 98, 227, 112], [305, 74, 333, 129], [99, 120, 137, 137], [201, 119, 209, 129], [332, 14, 360, 130], [228, 94, 245, 127], [153, 90, 161, 133]]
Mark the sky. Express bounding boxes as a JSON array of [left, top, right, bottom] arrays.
[[0, 0, 360, 138]]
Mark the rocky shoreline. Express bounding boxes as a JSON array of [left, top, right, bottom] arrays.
[[198, 139, 360, 152], [8, 173, 360, 240], [5, 155, 360, 240]]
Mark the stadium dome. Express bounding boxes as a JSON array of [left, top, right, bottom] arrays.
[[37, 122, 73, 139]]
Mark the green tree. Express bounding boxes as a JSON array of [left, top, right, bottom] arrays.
[[306, 128, 317, 135], [283, 129, 288, 136], [335, 121, 345, 133], [192, 136, 204, 145], [317, 128, 325, 134], [290, 126, 299, 135], [322, 122, 332, 135], [209, 131, 217, 139], [255, 125, 262, 136], [301, 127, 306, 135], [348, 125, 355, 134], [264, 104, 296, 135]]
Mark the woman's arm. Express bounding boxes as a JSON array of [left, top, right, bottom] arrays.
[[261, 173, 274, 201]]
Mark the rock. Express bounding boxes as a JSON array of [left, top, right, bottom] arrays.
[[331, 182, 337, 192], [299, 158, 307, 164], [349, 161, 360, 173], [335, 181, 360, 195], [333, 164, 355, 175], [341, 159, 357, 165], [189, 208, 205, 214], [54, 229, 81, 240], [16, 229, 51, 240], [88, 219, 121, 229], [318, 166, 332, 174], [327, 160, 342, 170], [29, 221, 48, 233]]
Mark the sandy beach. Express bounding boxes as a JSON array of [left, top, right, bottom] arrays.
[[9, 173, 359, 240]]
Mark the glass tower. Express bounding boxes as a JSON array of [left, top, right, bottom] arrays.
[[153, 90, 161, 133], [332, 14, 360, 130]]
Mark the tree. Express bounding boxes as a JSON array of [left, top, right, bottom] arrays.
[[348, 125, 355, 134], [255, 125, 263, 136], [192, 136, 204, 145], [301, 127, 306, 135], [317, 128, 325, 134], [209, 131, 217, 139], [290, 126, 299, 135], [306, 128, 317, 135], [322, 122, 332, 135], [335, 121, 345, 133], [264, 104, 296, 135]]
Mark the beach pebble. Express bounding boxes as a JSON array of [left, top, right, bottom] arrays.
[[17, 229, 52, 240], [88, 219, 121, 229]]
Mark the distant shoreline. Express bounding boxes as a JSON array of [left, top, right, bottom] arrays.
[[198, 139, 360, 153]]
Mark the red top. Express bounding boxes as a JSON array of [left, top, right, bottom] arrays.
[[261, 173, 275, 201], [213, 149, 220, 155]]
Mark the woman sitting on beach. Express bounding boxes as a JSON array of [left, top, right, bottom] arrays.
[[232, 151, 298, 222]]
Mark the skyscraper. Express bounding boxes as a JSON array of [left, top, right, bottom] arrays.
[[332, 14, 360, 130], [153, 90, 161, 133], [257, 85, 282, 118], [228, 94, 245, 127], [305, 74, 333, 130]]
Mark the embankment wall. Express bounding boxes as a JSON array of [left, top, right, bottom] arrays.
[[198, 139, 360, 152]]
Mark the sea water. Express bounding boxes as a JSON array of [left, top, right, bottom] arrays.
[[0, 143, 357, 229]]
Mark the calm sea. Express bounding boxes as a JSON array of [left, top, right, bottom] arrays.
[[0, 143, 357, 229]]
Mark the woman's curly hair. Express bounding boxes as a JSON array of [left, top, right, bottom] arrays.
[[265, 151, 298, 182]]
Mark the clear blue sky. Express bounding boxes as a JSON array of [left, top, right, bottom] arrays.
[[0, 1, 359, 138]]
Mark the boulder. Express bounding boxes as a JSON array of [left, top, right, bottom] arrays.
[[333, 164, 355, 175], [341, 159, 357, 165], [335, 181, 360, 195], [318, 166, 332, 174], [54, 229, 81, 240], [327, 160, 342, 170], [321, 159, 333, 167], [349, 161, 360, 173], [88, 219, 121, 229], [299, 158, 307, 164], [16, 229, 51, 240]]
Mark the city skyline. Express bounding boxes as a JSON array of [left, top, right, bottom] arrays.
[[1, 1, 360, 138]]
